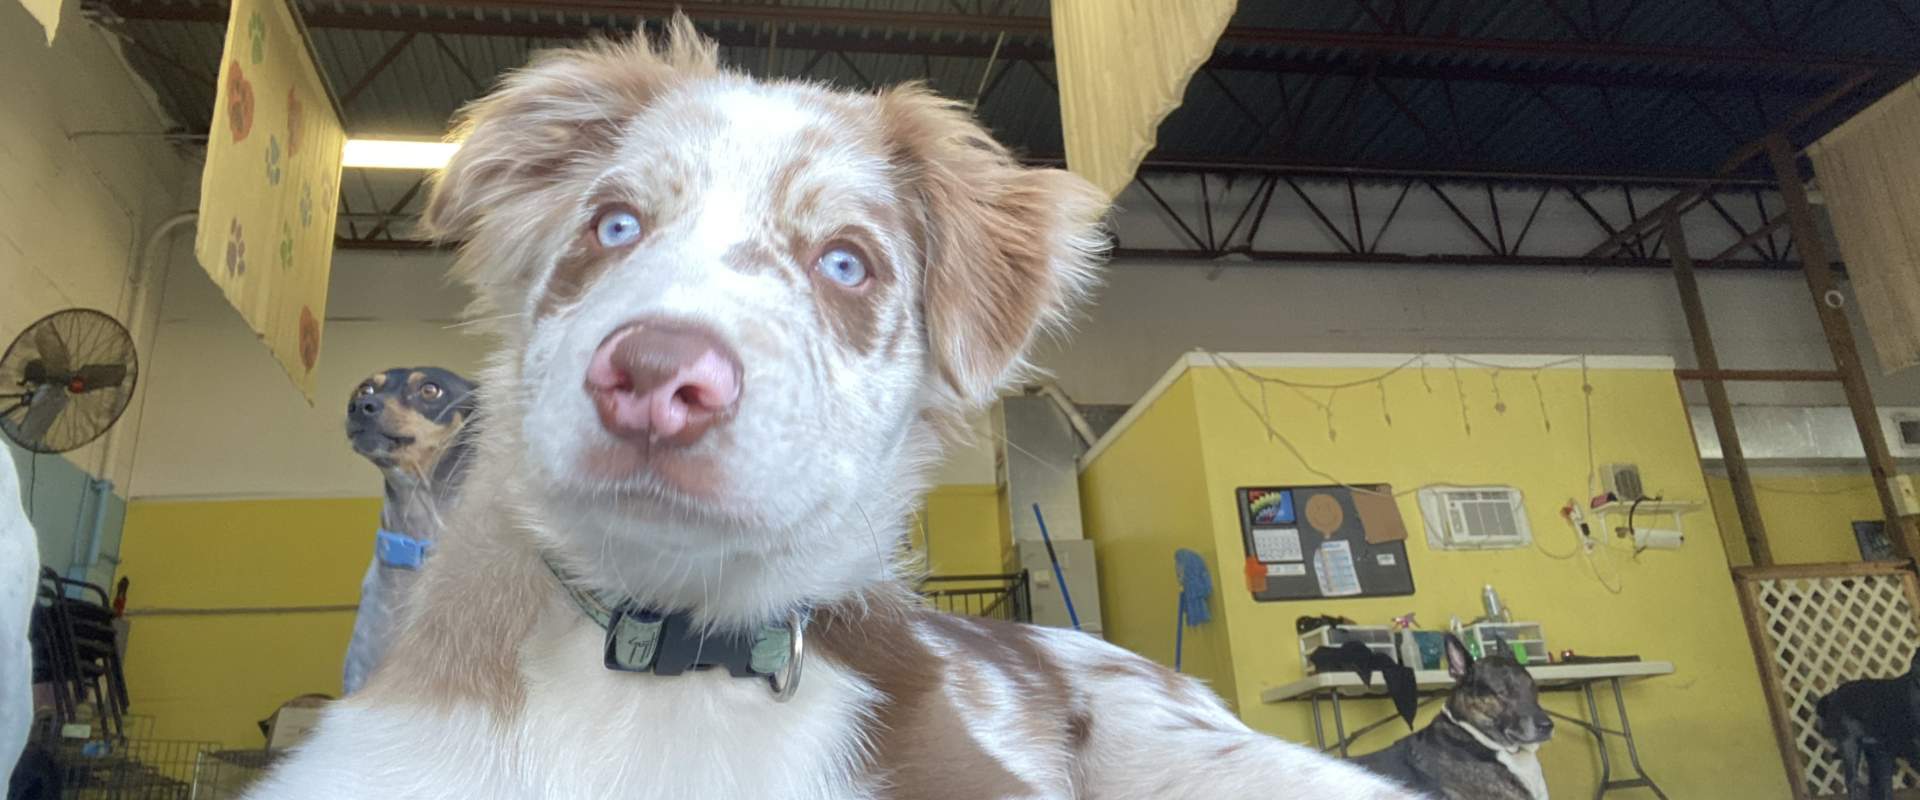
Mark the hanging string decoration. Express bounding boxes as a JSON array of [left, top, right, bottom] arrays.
[[1200, 350, 1586, 499]]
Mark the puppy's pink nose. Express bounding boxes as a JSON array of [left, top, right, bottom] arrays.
[[585, 321, 742, 446]]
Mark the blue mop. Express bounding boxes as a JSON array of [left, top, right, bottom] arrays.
[[1031, 503, 1082, 631], [1173, 548, 1213, 672]]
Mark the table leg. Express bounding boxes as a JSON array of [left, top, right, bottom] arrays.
[[1584, 683, 1613, 800], [1330, 691, 1351, 757], [1310, 693, 1328, 752], [1608, 678, 1670, 800]]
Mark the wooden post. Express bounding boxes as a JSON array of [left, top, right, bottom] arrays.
[[1765, 134, 1920, 561], [1666, 213, 1773, 565]]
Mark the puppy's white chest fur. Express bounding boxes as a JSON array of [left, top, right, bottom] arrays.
[[256, 617, 878, 800]]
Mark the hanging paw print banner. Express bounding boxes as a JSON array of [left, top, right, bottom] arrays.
[[1051, 0, 1237, 199], [194, 0, 343, 401]]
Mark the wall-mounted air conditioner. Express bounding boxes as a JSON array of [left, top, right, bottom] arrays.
[[1418, 486, 1534, 550]]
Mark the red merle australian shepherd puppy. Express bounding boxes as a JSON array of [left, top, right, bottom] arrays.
[[243, 18, 1414, 800]]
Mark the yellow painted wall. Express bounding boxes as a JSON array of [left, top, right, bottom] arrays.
[[1080, 376, 1238, 704], [118, 497, 378, 746], [122, 486, 1005, 746], [913, 484, 1006, 576], [1707, 472, 1878, 566], [1084, 360, 1788, 799]]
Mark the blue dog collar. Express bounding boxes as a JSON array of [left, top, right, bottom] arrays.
[[375, 528, 432, 569]]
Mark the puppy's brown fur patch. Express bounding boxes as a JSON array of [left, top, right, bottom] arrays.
[[814, 597, 1051, 798]]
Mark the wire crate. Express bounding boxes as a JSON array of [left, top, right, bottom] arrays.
[[191, 749, 280, 799], [56, 737, 216, 799], [34, 735, 276, 799]]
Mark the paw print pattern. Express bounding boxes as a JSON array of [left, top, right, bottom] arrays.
[[279, 222, 294, 271], [300, 181, 314, 228], [265, 135, 282, 185], [226, 61, 255, 143], [225, 218, 247, 278], [298, 306, 321, 372], [286, 88, 304, 157], [248, 12, 266, 64]]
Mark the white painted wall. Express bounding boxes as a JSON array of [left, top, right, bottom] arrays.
[[1036, 259, 1907, 407], [121, 152, 1912, 498], [127, 250, 491, 499], [127, 249, 1900, 496], [3, 4, 194, 575], [1, 1, 192, 489]]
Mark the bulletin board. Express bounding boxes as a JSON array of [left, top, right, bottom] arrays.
[[1236, 485, 1415, 601]]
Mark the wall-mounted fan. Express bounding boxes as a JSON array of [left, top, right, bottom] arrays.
[[0, 309, 139, 454]]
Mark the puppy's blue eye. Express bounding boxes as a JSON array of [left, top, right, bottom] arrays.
[[593, 207, 644, 248], [816, 246, 868, 288]]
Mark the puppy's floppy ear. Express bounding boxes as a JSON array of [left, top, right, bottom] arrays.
[[423, 16, 718, 242], [879, 86, 1109, 409]]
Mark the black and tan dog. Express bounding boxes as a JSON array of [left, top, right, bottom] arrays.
[[341, 367, 477, 695], [1355, 636, 1554, 799], [1818, 650, 1920, 800]]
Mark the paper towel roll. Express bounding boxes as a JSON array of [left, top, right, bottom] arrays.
[[1633, 528, 1684, 550]]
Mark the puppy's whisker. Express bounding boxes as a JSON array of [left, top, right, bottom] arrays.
[[444, 312, 526, 330], [428, 388, 478, 424], [853, 501, 886, 579]]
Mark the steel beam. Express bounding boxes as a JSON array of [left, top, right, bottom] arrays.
[[1023, 156, 1778, 189], [338, 160, 1804, 271], [335, 233, 1805, 269], [1106, 249, 1795, 271], [1582, 68, 1878, 259], [360, 177, 428, 241], [339, 32, 418, 109], [1706, 212, 1789, 265]]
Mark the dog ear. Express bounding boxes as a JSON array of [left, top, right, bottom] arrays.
[[1444, 634, 1474, 680], [879, 86, 1109, 409], [452, 384, 479, 420]]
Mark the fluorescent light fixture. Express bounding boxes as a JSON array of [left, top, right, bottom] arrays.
[[341, 138, 459, 170]]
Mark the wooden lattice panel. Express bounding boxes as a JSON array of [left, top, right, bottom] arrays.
[[1739, 564, 1920, 799]]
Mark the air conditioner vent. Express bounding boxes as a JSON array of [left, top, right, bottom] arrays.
[[1418, 487, 1533, 550]]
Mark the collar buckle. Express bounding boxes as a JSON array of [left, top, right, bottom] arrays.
[[375, 529, 431, 569], [547, 556, 807, 701], [766, 614, 805, 703]]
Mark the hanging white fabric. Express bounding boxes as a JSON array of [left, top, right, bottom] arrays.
[[1051, 0, 1239, 200], [1807, 78, 1920, 373]]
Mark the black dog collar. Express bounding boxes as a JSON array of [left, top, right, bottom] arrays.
[[542, 557, 807, 701]]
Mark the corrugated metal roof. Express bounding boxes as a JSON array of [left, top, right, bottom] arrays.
[[94, 0, 1920, 219], [1144, 0, 1920, 177]]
